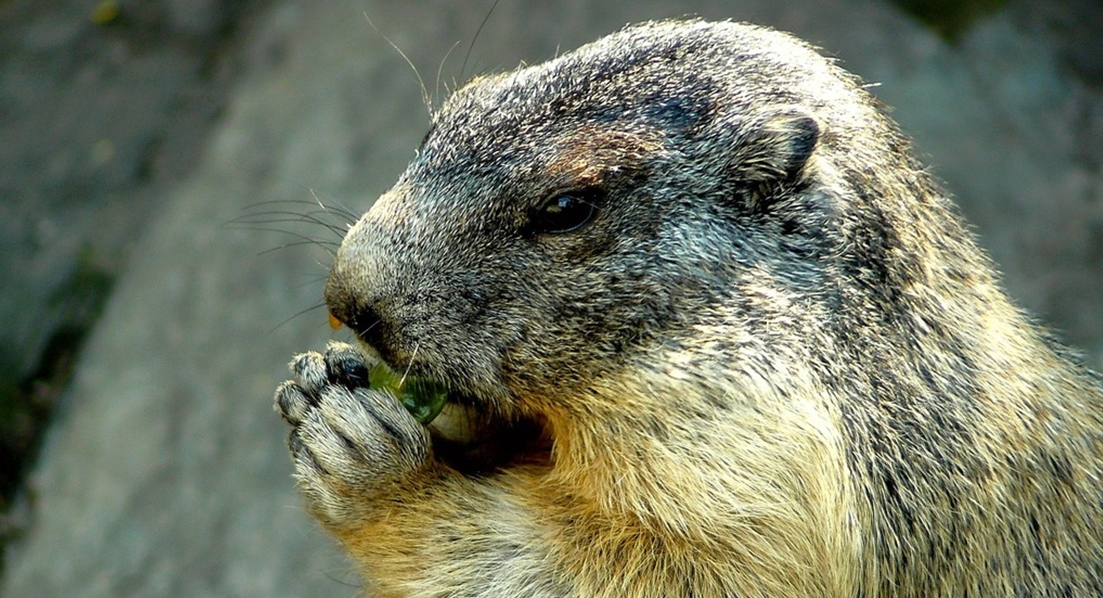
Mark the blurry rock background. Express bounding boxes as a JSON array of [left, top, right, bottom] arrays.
[[0, 0, 1099, 595]]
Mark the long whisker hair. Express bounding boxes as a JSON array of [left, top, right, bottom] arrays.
[[229, 189, 361, 332], [363, 12, 432, 118], [400, 342, 421, 387]]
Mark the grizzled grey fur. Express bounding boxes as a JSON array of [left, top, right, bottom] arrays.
[[277, 20, 1103, 597]]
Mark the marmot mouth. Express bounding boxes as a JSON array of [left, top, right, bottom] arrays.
[[332, 314, 552, 473], [366, 349, 553, 474]]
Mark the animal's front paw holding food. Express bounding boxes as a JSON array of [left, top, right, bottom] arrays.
[[274, 342, 432, 528]]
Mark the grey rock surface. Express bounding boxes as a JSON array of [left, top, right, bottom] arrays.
[[0, 0, 258, 390], [2, 0, 1100, 596]]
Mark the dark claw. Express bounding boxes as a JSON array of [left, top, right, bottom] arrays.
[[326, 346, 371, 388]]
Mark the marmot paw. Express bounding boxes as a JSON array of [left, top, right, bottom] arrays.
[[274, 342, 431, 527]]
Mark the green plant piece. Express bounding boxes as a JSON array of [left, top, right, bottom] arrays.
[[368, 362, 449, 425]]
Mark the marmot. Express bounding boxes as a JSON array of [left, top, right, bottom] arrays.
[[275, 20, 1103, 597]]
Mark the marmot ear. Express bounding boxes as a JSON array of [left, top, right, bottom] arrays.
[[726, 108, 820, 208]]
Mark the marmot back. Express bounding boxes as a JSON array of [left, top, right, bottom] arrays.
[[276, 20, 1103, 597]]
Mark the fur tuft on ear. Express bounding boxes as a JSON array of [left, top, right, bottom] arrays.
[[725, 109, 820, 210]]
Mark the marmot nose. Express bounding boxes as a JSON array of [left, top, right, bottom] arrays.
[[324, 266, 388, 353]]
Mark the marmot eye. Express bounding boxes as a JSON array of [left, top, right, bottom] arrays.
[[531, 189, 600, 234]]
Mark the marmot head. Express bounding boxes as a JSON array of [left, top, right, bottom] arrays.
[[325, 20, 960, 416]]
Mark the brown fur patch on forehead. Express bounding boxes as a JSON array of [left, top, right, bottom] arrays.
[[542, 126, 664, 188]]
